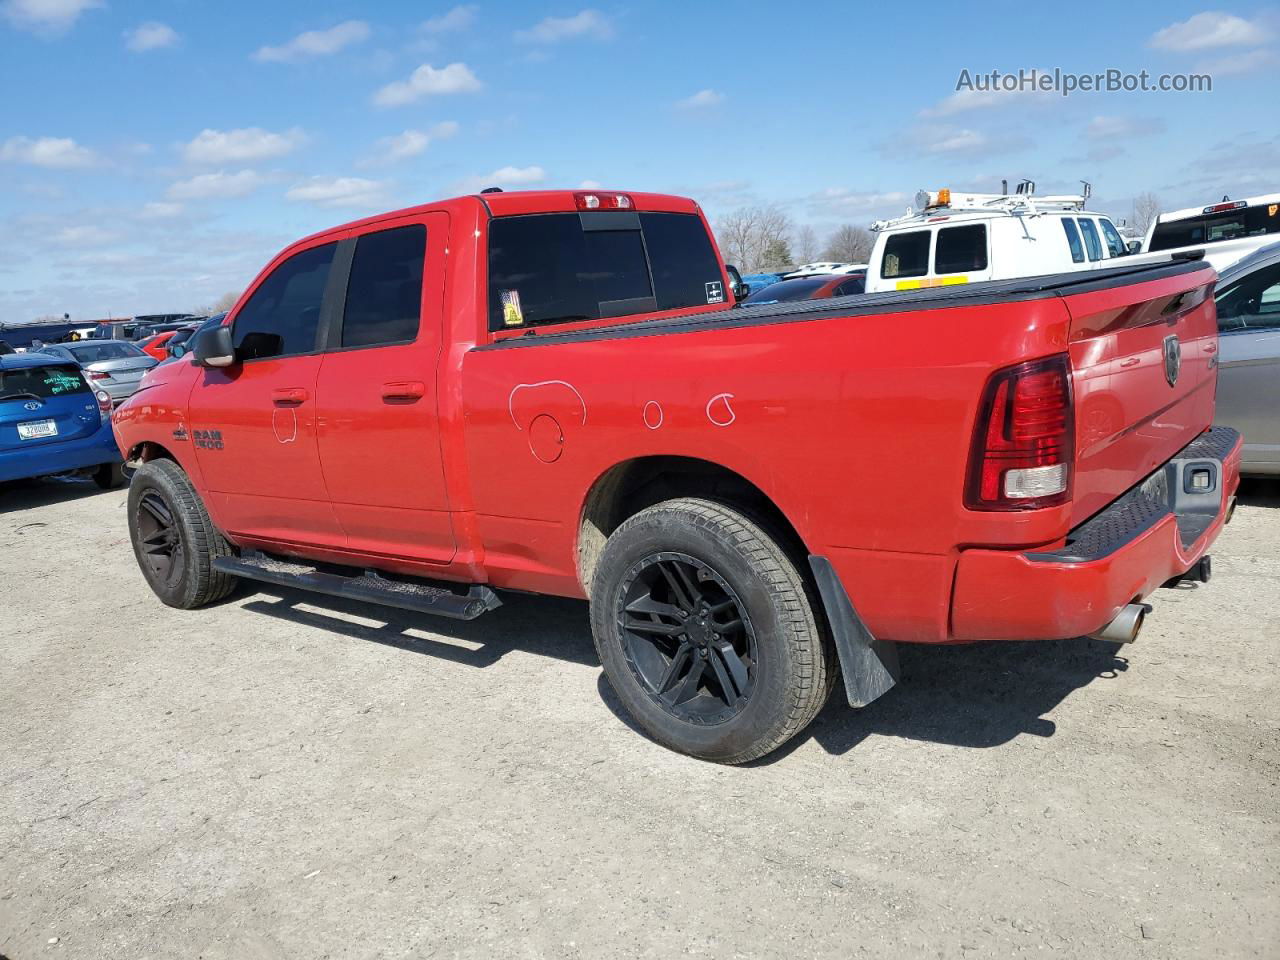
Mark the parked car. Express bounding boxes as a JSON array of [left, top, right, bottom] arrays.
[[740, 273, 865, 305], [739, 272, 785, 295], [1214, 240, 1280, 475], [0, 320, 84, 351], [37, 340, 157, 405], [784, 261, 853, 278], [137, 331, 179, 362], [1, 352, 124, 488], [866, 186, 1130, 293], [114, 188, 1239, 765], [1141, 192, 1280, 273]]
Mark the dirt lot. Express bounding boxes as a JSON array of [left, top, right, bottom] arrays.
[[1, 476, 1277, 960]]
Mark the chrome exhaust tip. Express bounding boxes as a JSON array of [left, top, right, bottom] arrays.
[[1088, 602, 1152, 644]]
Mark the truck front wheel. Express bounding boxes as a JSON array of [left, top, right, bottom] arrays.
[[127, 459, 235, 609], [590, 498, 833, 764]]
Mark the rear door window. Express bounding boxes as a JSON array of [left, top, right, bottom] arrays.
[[1061, 218, 1085, 263], [1150, 205, 1280, 251], [639, 212, 725, 311], [341, 225, 426, 348], [233, 242, 337, 360], [1099, 219, 1127, 257], [1077, 219, 1103, 261], [881, 231, 930, 279], [0, 364, 90, 400], [934, 224, 988, 274]]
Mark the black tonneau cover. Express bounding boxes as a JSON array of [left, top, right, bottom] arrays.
[[480, 257, 1210, 350]]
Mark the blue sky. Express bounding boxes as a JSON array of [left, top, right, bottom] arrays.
[[1, 0, 1277, 320]]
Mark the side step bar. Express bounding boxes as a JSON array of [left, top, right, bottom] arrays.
[[212, 551, 501, 621]]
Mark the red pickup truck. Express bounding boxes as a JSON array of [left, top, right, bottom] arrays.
[[113, 189, 1242, 764]]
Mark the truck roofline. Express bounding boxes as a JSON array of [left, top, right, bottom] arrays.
[[1156, 191, 1280, 223]]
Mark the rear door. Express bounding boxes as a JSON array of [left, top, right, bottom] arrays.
[[314, 213, 457, 563], [187, 236, 346, 546], [0, 363, 100, 452], [1215, 259, 1280, 469]]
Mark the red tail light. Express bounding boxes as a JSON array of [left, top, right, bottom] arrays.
[[574, 191, 633, 211], [965, 354, 1074, 511], [96, 389, 112, 415], [88, 370, 110, 380]]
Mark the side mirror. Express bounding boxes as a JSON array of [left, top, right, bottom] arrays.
[[193, 324, 237, 368]]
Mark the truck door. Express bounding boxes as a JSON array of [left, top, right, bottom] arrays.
[[314, 214, 457, 563], [187, 237, 346, 546]]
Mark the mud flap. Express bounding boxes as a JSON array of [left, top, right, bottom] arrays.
[[808, 555, 900, 707]]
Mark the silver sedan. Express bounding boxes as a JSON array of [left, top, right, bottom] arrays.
[[38, 340, 158, 404], [1215, 241, 1280, 475]]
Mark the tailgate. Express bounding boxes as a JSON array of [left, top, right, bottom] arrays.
[[1064, 263, 1219, 524]]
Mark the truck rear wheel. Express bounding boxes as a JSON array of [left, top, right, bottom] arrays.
[[590, 498, 833, 764], [127, 459, 235, 609]]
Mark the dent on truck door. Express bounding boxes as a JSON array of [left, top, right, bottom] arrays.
[[314, 213, 456, 563], [187, 238, 346, 545]]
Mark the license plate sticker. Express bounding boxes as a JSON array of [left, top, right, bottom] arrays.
[[17, 419, 57, 440]]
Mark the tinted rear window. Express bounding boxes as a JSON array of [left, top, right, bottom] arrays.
[[342, 224, 426, 348], [65, 342, 144, 363], [1150, 205, 1280, 252], [934, 224, 987, 274], [0, 364, 90, 400], [742, 277, 831, 303], [881, 231, 930, 279], [639, 212, 724, 311], [487, 213, 672, 330]]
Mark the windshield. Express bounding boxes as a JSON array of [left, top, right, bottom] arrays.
[[0, 364, 91, 401], [64, 341, 146, 363], [741, 277, 832, 304]]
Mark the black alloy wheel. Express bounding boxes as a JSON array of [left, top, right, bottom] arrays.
[[617, 551, 757, 725], [134, 490, 186, 592]]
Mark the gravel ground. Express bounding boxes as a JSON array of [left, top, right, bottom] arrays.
[[1, 476, 1277, 960]]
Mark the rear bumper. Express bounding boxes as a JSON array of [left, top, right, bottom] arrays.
[[0, 419, 121, 483], [951, 427, 1242, 641]]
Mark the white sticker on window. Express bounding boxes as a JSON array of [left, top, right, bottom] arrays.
[[705, 280, 724, 304]]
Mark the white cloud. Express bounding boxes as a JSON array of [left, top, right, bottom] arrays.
[[578, 179, 603, 189], [254, 20, 371, 63], [138, 201, 184, 219], [1150, 11, 1270, 51], [808, 188, 910, 217], [0, 135, 98, 168], [364, 121, 459, 165], [922, 83, 1049, 117], [422, 5, 476, 33], [1085, 115, 1166, 139], [456, 165, 546, 193], [52, 225, 119, 248], [373, 62, 481, 107], [125, 21, 178, 52], [286, 176, 388, 208], [1, 0, 101, 34], [1196, 48, 1279, 75], [515, 9, 612, 43], [676, 89, 724, 109], [182, 127, 306, 165], [166, 170, 266, 201]]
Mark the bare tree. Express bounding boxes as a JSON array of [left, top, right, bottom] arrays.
[[1131, 192, 1161, 237], [194, 291, 241, 315], [794, 224, 819, 264], [714, 205, 793, 273], [823, 225, 875, 264]]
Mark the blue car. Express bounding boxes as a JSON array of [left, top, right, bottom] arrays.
[[0, 352, 124, 488]]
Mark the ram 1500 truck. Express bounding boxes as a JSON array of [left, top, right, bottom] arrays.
[[112, 189, 1242, 764]]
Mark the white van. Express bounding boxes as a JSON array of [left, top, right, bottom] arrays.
[[865, 187, 1129, 293]]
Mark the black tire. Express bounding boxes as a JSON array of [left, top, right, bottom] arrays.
[[93, 461, 126, 489], [127, 459, 235, 609], [590, 497, 833, 764]]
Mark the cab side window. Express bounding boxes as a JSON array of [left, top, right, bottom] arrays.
[[234, 243, 337, 360], [1061, 218, 1085, 263], [1216, 263, 1280, 332], [881, 231, 930, 279], [1077, 219, 1103, 261], [341, 225, 426, 348], [1099, 219, 1127, 257]]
